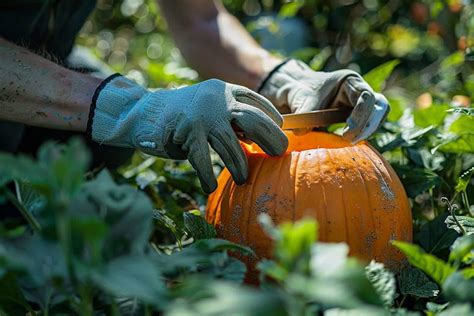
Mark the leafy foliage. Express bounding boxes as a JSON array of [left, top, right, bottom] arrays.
[[0, 0, 473, 314]]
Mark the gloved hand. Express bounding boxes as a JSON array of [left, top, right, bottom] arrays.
[[258, 59, 389, 142], [87, 75, 288, 193]]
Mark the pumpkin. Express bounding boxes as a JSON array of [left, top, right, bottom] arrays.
[[206, 131, 412, 280]]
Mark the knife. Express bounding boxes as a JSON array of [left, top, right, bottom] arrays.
[[281, 108, 351, 130]]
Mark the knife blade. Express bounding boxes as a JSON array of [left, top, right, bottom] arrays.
[[281, 108, 352, 130]]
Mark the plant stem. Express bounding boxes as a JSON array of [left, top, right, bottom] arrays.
[[398, 295, 407, 308], [2, 187, 41, 232]]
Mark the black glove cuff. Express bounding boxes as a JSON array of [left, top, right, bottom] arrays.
[[256, 58, 292, 93], [86, 73, 122, 140]]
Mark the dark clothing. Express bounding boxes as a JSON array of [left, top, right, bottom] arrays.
[[1, 1, 133, 219], [0, 0, 132, 168], [0, 0, 96, 60]]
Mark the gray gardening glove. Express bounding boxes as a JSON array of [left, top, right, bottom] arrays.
[[258, 59, 389, 143], [88, 75, 288, 193]]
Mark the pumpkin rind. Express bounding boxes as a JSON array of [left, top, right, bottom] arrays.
[[206, 131, 412, 279]]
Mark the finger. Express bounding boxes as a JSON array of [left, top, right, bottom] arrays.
[[185, 137, 217, 193], [231, 85, 283, 127], [342, 91, 389, 143], [330, 70, 373, 108], [232, 102, 288, 156], [172, 113, 190, 144], [209, 124, 248, 185]]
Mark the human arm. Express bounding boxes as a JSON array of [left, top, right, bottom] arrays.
[[157, 0, 282, 90], [0, 37, 102, 131], [0, 38, 287, 193], [158, 1, 390, 141]]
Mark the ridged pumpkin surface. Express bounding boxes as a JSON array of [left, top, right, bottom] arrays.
[[206, 131, 412, 277]]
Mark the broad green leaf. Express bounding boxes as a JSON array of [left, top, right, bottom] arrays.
[[449, 115, 474, 133], [416, 213, 458, 254], [413, 104, 450, 128], [91, 255, 167, 307], [442, 272, 474, 303], [154, 239, 251, 282], [324, 307, 389, 316], [276, 219, 318, 269], [392, 241, 456, 284], [70, 170, 153, 257], [286, 261, 384, 308], [449, 235, 474, 263], [0, 273, 34, 315], [398, 268, 439, 298], [183, 211, 216, 240], [278, 1, 304, 17], [460, 268, 474, 278], [115, 298, 145, 316], [439, 115, 474, 153], [167, 278, 286, 316], [311, 243, 349, 277], [440, 51, 465, 72], [363, 60, 399, 92], [426, 302, 449, 313], [439, 134, 474, 154], [393, 165, 441, 198], [364, 261, 396, 307], [445, 215, 474, 235], [438, 304, 474, 316], [193, 238, 254, 256], [386, 96, 405, 122]]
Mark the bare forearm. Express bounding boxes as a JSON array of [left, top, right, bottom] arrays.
[[158, 0, 282, 90], [0, 38, 102, 131]]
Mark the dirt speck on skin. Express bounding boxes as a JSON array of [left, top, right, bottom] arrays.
[[36, 111, 47, 118]]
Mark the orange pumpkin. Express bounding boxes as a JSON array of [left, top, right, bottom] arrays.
[[206, 131, 412, 279]]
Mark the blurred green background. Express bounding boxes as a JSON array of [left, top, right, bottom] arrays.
[[76, 0, 473, 103]]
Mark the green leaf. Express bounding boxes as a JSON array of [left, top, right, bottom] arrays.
[[193, 238, 254, 256], [426, 302, 449, 313], [311, 243, 349, 277], [167, 278, 286, 316], [275, 219, 318, 269], [278, 1, 304, 17], [445, 215, 474, 235], [70, 170, 154, 256], [460, 267, 474, 278], [417, 213, 459, 254], [155, 239, 251, 282], [183, 211, 216, 240], [438, 304, 474, 316], [439, 134, 474, 154], [363, 60, 399, 92], [392, 165, 441, 198], [0, 273, 34, 315], [286, 261, 384, 308], [392, 241, 456, 284], [364, 261, 396, 307], [442, 272, 474, 303], [449, 115, 474, 133], [449, 235, 474, 263], [413, 104, 450, 128], [398, 268, 439, 298], [324, 307, 389, 316], [91, 255, 167, 307]]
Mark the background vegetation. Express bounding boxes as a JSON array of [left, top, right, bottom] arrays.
[[0, 0, 473, 315]]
